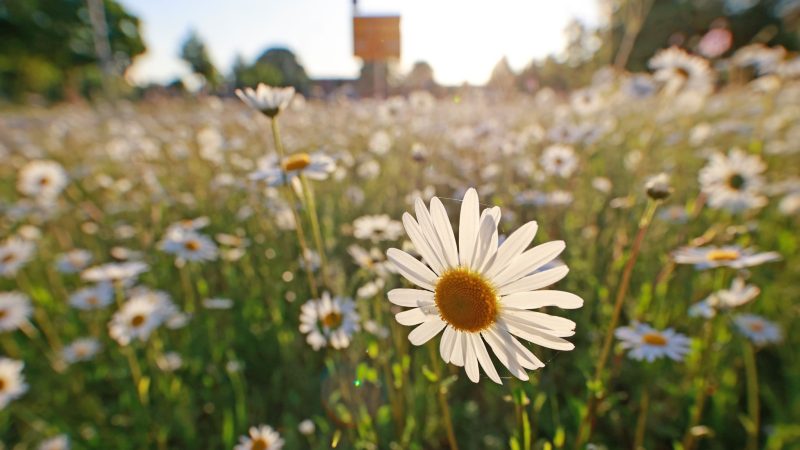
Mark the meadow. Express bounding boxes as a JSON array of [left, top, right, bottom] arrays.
[[0, 47, 799, 450]]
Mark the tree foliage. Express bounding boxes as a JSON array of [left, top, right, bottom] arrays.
[[179, 29, 221, 91]]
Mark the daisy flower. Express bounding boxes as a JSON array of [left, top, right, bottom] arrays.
[[202, 297, 234, 310], [108, 290, 177, 346], [62, 338, 102, 364], [159, 230, 219, 262], [386, 188, 583, 384], [299, 292, 360, 351], [55, 249, 93, 274], [673, 245, 781, 270], [689, 278, 760, 318], [69, 283, 114, 310], [540, 145, 578, 178], [81, 261, 149, 285], [614, 323, 692, 362], [0, 358, 28, 409], [250, 152, 336, 187], [235, 83, 295, 118], [234, 424, 285, 450], [156, 352, 184, 372], [17, 160, 68, 202], [0, 237, 35, 277], [0, 292, 32, 332], [699, 148, 767, 213], [649, 47, 714, 94], [644, 173, 673, 200], [298, 419, 315, 436], [38, 435, 69, 450], [352, 214, 404, 242], [165, 217, 210, 235], [733, 314, 782, 346]]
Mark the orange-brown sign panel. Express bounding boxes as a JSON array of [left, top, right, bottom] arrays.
[[353, 16, 401, 61]]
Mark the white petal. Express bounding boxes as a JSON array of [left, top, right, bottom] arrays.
[[471, 333, 502, 384], [486, 206, 501, 224], [440, 325, 457, 363], [395, 305, 439, 326], [512, 311, 576, 331], [408, 318, 446, 346], [450, 331, 466, 367], [493, 241, 566, 288], [486, 221, 538, 279], [402, 213, 446, 275], [471, 211, 498, 272], [415, 198, 450, 269], [501, 290, 583, 310], [464, 336, 480, 383], [502, 315, 575, 351], [387, 248, 438, 291], [458, 188, 480, 267], [388, 289, 435, 307], [482, 328, 529, 380], [429, 197, 459, 268], [498, 265, 570, 296]]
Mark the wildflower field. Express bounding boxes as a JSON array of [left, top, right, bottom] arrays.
[[1, 51, 799, 450]]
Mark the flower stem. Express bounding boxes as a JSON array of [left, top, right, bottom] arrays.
[[681, 320, 714, 450], [575, 199, 659, 449], [633, 387, 650, 450], [300, 173, 332, 288], [743, 342, 760, 450], [179, 263, 196, 314], [428, 344, 459, 450]]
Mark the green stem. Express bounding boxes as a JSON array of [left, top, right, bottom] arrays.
[[743, 343, 760, 450], [681, 320, 715, 450], [179, 263, 196, 314], [300, 173, 332, 288], [633, 387, 650, 450], [428, 344, 459, 450]]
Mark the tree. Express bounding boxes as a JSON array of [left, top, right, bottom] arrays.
[[254, 48, 310, 94], [0, 0, 145, 102], [179, 29, 221, 91], [231, 53, 283, 89], [403, 61, 437, 91]]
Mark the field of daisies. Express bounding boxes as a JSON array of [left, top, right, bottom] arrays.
[[1, 46, 799, 450]]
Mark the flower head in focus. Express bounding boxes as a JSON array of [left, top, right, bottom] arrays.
[[236, 83, 295, 118]]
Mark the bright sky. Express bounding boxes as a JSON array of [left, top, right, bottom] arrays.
[[121, 0, 600, 86]]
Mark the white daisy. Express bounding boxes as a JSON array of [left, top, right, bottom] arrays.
[[0, 237, 35, 277], [69, 283, 114, 310], [298, 419, 315, 436], [17, 160, 68, 202], [38, 434, 70, 450], [55, 249, 92, 274], [614, 323, 692, 362], [0, 292, 32, 332], [386, 188, 583, 384], [62, 338, 101, 364], [108, 290, 176, 346], [348, 245, 393, 278], [733, 314, 782, 346], [250, 152, 335, 187], [0, 357, 28, 409], [202, 297, 234, 310], [649, 47, 714, 94], [352, 214, 404, 242], [644, 173, 673, 200], [235, 83, 295, 117], [299, 292, 360, 351], [234, 424, 285, 450], [699, 148, 767, 213], [156, 352, 184, 372], [81, 261, 149, 285], [540, 145, 578, 178], [689, 278, 760, 318], [673, 245, 781, 270], [165, 217, 210, 236], [159, 229, 218, 262]]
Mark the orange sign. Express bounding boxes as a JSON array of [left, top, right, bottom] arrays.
[[353, 16, 401, 61]]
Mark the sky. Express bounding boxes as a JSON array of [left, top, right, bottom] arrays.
[[121, 0, 601, 86]]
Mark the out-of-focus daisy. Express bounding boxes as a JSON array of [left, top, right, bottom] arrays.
[[82, 261, 149, 285], [699, 148, 767, 213], [202, 297, 234, 310], [62, 338, 101, 364], [38, 434, 69, 450], [235, 83, 295, 117], [386, 188, 583, 384], [649, 47, 714, 94], [614, 323, 692, 362], [165, 217, 210, 236], [156, 352, 184, 372], [0, 237, 35, 277], [69, 283, 114, 310], [0, 358, 28, 409], [234, 424, 285, 450], [108, 290, 176, 346], [673, 245, 781, 270], [353, 214, 404, 242], [0, 292, 32, 332], [540, 145, 578, 178], [689, 278, 760, 318], [732, 44, 786, 75], [17, 160, 68, 202], [56, 249, 92, 274], [733, 314, 782, 346], [298, 419, 315, 436], [159, 230, 218, 262], [348, 245, 393, 278], [357, 279, 385, 299], [299, 292, 360, 351], [658, 205, 689, 224], [363, 319, 390, 338], [644, 173, 673, 200], [250, 152, 335, 187]]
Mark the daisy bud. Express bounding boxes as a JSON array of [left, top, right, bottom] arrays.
[[645, 173, 673, 200]]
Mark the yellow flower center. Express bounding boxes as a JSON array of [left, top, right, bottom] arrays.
[[0, 377, 5, 391], [251, 438, 269, 450], [321, 311, 343, 329], [87, 296, 98, 306], [706, 249, 740, 262], [0, 309, 5, 320], [39, 176, 51, 186], [749, 322, 764, 333], [75, 346, 88, 357], [727, 173, 746, 191], [184, 240, 200, 251], [1, 254, 15, 264], [131, 314, 146, 328], [434, 268, 498, 332], [282, 153, 311, 172], [642, 332, 668, 346]]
